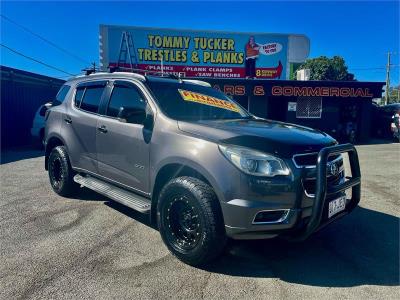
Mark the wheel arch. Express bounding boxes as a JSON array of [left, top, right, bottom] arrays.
[[150, 160, 224, 226], [44, 135, 66, 170]]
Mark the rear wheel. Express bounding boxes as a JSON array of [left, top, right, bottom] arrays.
[[48, 146, 78, 196], [157, 176, 226, 266]]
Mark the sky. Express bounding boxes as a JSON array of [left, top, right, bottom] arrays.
[[1, 0, 399, 84]]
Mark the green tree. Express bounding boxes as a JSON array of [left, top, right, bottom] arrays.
[[383, 86, 400, 104], [294, 56, 355, 81]]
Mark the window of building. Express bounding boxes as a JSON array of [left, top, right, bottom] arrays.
[[296, 97, 322, 119], [79, 86, 105, 113]]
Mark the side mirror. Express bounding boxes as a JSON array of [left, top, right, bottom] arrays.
[[143, 111, 154, 129], [117, 106, 146, 124], [44, 102, 53, 109]]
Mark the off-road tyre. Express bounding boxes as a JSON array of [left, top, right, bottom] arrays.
[[157, 176, 227, 266], [48, 146, 78, 197]]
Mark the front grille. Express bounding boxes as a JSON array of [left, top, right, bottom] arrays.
[[303, 171, 344, 196], [293, 153, 341, 168], [296, 153, 345, 197]]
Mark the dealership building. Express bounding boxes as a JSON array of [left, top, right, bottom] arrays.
[[204, 79, 384, 143], [98, 25, 385, 143]]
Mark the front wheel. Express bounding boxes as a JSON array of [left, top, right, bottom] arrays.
[[157, 176, 226, 266]]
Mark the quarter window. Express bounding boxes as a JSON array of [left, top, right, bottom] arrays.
[[54, 85, 71, 105]]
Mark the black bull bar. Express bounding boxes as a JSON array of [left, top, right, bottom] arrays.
[[295, 143, 361, 241]]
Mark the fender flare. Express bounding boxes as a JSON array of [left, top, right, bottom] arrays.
[[151, 156, 225, 204]]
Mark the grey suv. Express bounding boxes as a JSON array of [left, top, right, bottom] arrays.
[[45, 71, 361, 266]]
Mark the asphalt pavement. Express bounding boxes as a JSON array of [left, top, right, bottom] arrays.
[[0, 143, 399, 299]]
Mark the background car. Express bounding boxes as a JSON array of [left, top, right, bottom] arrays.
[[372, 103, 400, 139], [30, 103, 51, 147]]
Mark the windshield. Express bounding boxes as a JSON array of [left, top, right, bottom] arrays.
[[146, 80, 251, 121]]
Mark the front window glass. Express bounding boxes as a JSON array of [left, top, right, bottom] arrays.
[[146, 80, 250, 121], [107, 84, 146, 118]]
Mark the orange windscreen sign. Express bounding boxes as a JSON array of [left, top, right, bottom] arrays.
[[178, 89, 240, 112]]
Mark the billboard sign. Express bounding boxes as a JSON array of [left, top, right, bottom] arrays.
[[100, 25, 309, 80]]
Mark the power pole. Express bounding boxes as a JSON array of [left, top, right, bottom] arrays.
[[396, 53, 400, 101], [385, 52, 390, 105]]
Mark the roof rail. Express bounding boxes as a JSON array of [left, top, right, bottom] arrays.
[[108, 65, 182, 81]]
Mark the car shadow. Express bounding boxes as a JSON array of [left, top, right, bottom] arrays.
[[105, 200, 157, 230], [70, 187, 111, 202], [203, 206, 399, 287], [71, 189, 399, 287], [110, 202, 399, 287], [70, 187, 156, 229]]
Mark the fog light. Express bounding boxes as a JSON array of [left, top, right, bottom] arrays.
[[253, 209, 289, 224]]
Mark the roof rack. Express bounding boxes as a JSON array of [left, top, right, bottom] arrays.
[[108, 65, 182, 81], [82, 62, 100, 76]]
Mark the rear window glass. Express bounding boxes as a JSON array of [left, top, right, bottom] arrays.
[[54, 85, 71, 105], [79, 86, 104, 113], [74, 88, 85, 107]]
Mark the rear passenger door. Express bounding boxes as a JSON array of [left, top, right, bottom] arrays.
[[96, 80, 151, 194], [62, 81, 107, 174]]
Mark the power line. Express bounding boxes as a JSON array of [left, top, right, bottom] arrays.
[[1, 14, 91, 65], [1, 43, 75, 76], [350, 67, 385, 70], [350, 65, 399, 71]]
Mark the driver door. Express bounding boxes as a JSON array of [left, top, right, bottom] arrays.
[[96, 80, 151, 194]]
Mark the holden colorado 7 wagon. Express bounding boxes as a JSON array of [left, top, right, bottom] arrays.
[[44, 70, 361, 266]]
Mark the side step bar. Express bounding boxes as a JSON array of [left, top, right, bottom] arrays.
[[74, 174, 151, 213]]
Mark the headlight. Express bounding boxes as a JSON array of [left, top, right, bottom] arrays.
[[219, 145, 290, 177]]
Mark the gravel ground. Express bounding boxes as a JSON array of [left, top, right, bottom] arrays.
[[0, 143, 399, 299]]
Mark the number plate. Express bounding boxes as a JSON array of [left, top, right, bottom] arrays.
[[328, 196, 346, 218]]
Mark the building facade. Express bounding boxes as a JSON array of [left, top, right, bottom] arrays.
[[203, 78, 384, 143], [1, 66, 65, 149]]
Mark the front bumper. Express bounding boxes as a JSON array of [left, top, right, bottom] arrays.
[[223, 144, 361, 240]]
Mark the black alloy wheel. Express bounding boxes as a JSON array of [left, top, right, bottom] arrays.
[[164, 195, 202, 251], [49, 156, 64, 190]]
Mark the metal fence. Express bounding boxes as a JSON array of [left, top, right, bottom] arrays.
[[1, 66, 65, 149]]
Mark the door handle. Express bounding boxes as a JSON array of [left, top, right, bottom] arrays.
[[64, 117, 72, 124], [97, 125, 107, 133]]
